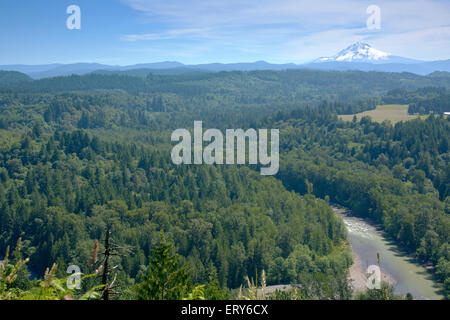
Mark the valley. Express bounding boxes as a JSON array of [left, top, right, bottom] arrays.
[[333, 207, 444, 300], [0, 68, 448, 300]]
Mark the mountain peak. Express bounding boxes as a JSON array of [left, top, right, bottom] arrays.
[[315, 42, 390, 63]]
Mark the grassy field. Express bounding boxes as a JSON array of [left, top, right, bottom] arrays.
[[340, 104, 421, 124]]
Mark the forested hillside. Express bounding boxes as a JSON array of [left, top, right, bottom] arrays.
[[0, 70, 449, 299], [262, 107, 449, 296], [0, 71, 32, 85], [0, 128, 351, 291], [383, 87, 450, 114]]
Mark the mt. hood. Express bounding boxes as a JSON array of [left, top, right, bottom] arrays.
[[315, 42, 419, 64]]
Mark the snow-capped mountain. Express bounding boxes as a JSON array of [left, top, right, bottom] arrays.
[[2, 41, 449, 78], [315, 42, 417, 64]]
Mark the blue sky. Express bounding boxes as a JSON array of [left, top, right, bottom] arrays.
[[1, 0, 449, 65]]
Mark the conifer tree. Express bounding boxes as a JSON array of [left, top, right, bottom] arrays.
[[135, 233, 191, 300]]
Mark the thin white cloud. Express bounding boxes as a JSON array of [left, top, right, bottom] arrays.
[[120, 0, 450, 62], [122, 28, 211, 41], [122, 0, 365, 27], [371, 26, 450, 60], [122, 0, 449, 28]]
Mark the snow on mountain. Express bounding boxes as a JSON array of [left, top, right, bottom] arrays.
[[315, 42, 390, 63], [2, 41, 448, 78]]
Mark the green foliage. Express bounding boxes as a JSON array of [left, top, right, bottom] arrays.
[[0, 126, 350, 293], [0, 71, 31, 85], [1, 239, 102, 300], [202, 280, 232, 300], [0, 69, 448, 300], [182, 285, 206, 300], [383, 87, 450, 115], [134, 233, 192, 300], [271, 107, 449, 298], [0, 239, 30, 299], [354, 282, 405, 300]]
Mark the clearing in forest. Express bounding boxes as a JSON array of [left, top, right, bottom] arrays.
[[340, 104, 421, 124]]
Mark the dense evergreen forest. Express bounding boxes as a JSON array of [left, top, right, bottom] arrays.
[[0, 69, 449, 300], [382, 87, 450, 114], [269, 108, 449, 294]]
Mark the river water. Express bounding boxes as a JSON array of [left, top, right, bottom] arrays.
[[333, 207, 444, 300], [1, 208, 444, 300]]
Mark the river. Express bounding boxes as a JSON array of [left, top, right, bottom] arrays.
[[1, 207, 444, 300], [333, 206, 444, 300]]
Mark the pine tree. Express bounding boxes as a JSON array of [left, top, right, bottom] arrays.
[[135, 233, 191, 300]]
